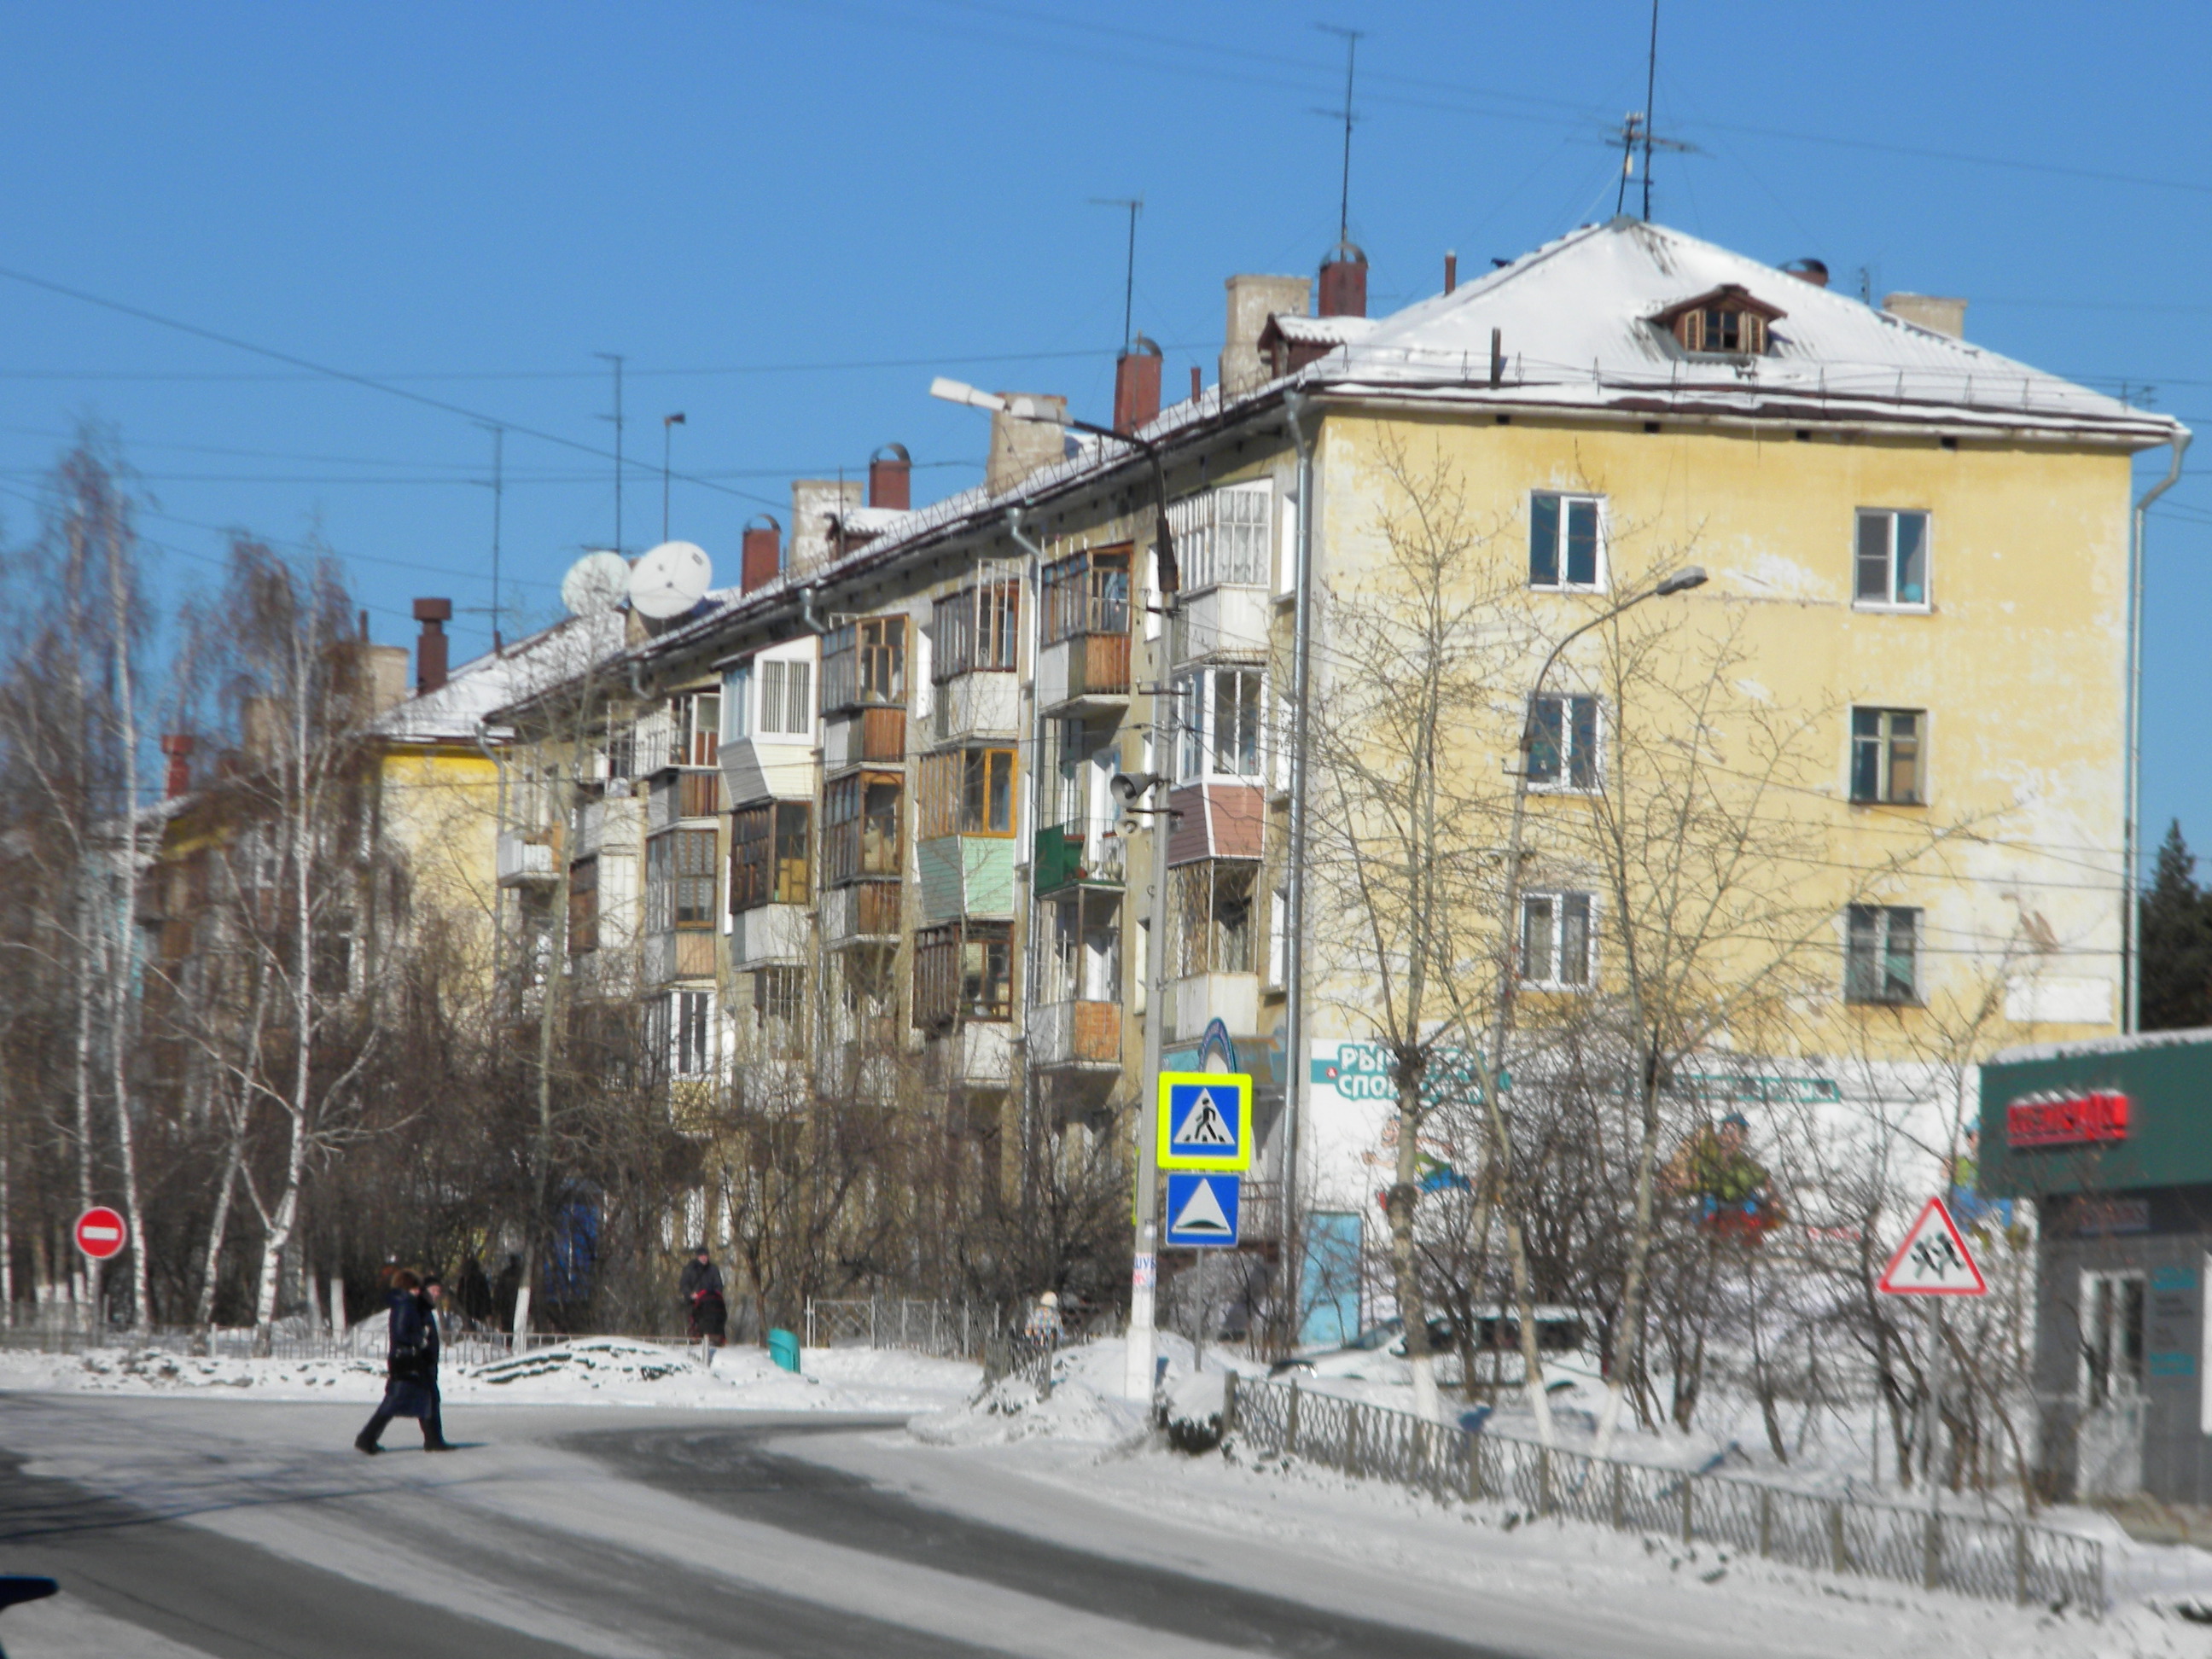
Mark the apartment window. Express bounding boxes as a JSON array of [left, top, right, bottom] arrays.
[[568, 857, 599, 954], [2081, 1271, 2145, 1408], [1844, 904, 1919, 1004], [822, 615, 906, 712], [671, 692, 719, 768], [646, 828, 718, 932], [1173, 860, 1259, 977], [824, 771, 903, 884], [914, 920, 1014, 1030], [758, 659, 812, 736], [754, 965, 804, 1027], [919, 748, 1016, 839], [1661, 292, 1774, 356], [602, 719, 635, 781], [1041, 548, 1132, 643], [933, 580, 1021, 679], [1850, 708, 1923, 805], [723, 664, 752, 740], [1175, 668, 1264, 782], [1855, 509, 1930, 607], [1520, 891, 1593, 988], [1530, 493, 1604, 589], [1168, 483, 1272, 591], [666, 988, 713, 1077], [1526, 693, 1600, 789], [731, 801, 811, 911], [1043, 890, 1122, 1004]]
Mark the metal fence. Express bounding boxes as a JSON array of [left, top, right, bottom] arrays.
[[803, 1298, 1004, 1359], [1224, 1374, 2104, 1614]]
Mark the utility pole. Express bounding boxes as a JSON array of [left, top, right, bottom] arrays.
[[596, 352, 626, 554], [661, 412, 686, 543]]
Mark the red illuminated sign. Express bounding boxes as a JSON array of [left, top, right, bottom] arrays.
[[2005, 1091, 2131, 1150]]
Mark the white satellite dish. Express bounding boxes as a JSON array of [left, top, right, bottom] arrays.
[[627, 540, 713, 620], [560, 550, 632, 616]]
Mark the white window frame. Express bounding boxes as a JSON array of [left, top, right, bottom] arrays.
[[755, 655, 814, 740], [1174, 667, 1266, 783], [1169, 481, 1272, 593], [1848, 706, 1925, 806], [2078, 1268, 2145, 1408], [722, 662, 753, 742], [1528, 492, 1608, 593], [1519, 889, 1596, 990], [1854, 509, 1932, 611], [1524, 691, 1603, 794]]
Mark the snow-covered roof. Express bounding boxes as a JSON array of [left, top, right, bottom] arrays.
[[373, 608, 629, 743], [1304, 218, 2181, 441], [614, 218, 2184, 675], [824, 505, 913, 539], [1987, 1027, 2212, 1068]]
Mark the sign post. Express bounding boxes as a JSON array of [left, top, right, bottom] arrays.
[[73, 1207, 127, 1263], [1877, 1196, 1988, 1516]]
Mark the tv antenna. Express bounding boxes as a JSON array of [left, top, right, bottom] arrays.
[[1316, 24, 1365, 247], [476, 422, 505, 652], [1089, 196, 1144, 348], [595, 352, 626, 554], [1613, 2, 1698, 220]]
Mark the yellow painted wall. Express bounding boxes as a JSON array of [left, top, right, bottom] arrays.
[[375, 743, 503, 956]]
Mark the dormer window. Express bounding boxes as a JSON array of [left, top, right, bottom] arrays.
[[1650, 284, 1784, 358]]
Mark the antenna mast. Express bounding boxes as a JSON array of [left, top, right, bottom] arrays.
[[1641, 0, 1660, 220], [1318, 24, 1365, 246], [1090, 196, 1144, 347], [481, 423, 504, 653], [595, 352, 626, 554]]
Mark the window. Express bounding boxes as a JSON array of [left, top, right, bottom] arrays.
[[754, 965, 804, 1027], [1850, 708, 1923, 805], [722, 664, 752, 741], [646, 829, 718, 932], [1844, 904, 1919, 1004], [822, 616, 906, 711], [758, 659, 812, 736], [919, 748, 1016, 839], [1855, 509, 1930, 607], [2080, 1271, 2145, 1407], [1041, 548, 1131, 643], [1529, 494, 1604, 589], [1172, 860, 1259, 976], [601, 719, 636, 782], [824, 771, 903, 884], [1526, 693, 1600, 789], [670, 692, 719, 768], [568, 857, 599, 953], [1042, 890, 1122, 1004], [1175, 668, 1264, 782], [665, 988, 713, 1076], [1656, 288, 1777, 356], [1520, 892, 1593, 988], [1167, 484, 1272, 590], [731, 801, 810, 911], [914, 921, 1014, 1029], [933, 581, 1020, 678]]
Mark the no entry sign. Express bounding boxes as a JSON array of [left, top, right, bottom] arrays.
[[73, 1207, 127, 1261]]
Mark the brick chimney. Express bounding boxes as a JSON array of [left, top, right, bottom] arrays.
[[868, 445, 911, 511], [1318, 241, 1368, 318], [742, 515, 783, 592], [1220, 274, 1311, 396], [1781, 257, 1829, 288], [412, 597, 452, 695], [1883, 292, 1967, 340], [1113, 335, 1162, 434], [160, 734, 195, 799], [986, 395, 1068, 496]]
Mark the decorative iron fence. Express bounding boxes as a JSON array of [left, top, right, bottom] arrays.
[[1223, 1374, 2104, 1614]]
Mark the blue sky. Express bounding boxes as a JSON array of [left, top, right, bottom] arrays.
[[2, 1, 2207, 864]]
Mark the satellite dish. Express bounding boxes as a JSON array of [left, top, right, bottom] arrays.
[[627, 541, 713, 620], [560, 550, 632, 616]]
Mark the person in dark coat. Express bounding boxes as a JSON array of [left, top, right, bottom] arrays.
[[355, 1271, 453, 1454], [679, 1245, 727, 1350]]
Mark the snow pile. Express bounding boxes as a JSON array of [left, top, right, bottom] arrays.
[[63, 1347, 380, 1397], [908, 1334, 1253, 1450]]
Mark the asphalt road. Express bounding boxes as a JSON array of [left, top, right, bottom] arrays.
[[0, 1400, 1529, 1659]]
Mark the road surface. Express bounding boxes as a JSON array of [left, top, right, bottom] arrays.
[[0, 1394, 1903, 1658]]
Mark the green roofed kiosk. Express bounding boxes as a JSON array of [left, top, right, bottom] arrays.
[[1978, 1029, 2212, 1505]]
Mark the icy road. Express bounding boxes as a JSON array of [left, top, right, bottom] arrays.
[[0, 1395, 2035, 1658]]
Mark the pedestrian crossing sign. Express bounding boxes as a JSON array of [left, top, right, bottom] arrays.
[[1157, 1072, 1252, 1172], [1165, 1172, 1242, 1249]]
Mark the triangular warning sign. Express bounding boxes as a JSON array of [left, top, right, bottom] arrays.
[[1877, 1196, 1989, 1297], [1173, 1090, 1235, 1148], [1172, 1179, 1235, 1237]]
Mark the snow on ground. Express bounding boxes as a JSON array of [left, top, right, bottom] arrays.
[[0, 1336, 979, 1413]]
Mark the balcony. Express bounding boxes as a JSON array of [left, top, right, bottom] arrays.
[[917, 835, 1016, 924], [926, 1022, 1013, 1091], [1030, 999, 1123, 1070], [824, 707, 906, 771], [1172, 584, 1271, 664], [648, 769, 720, 832], [731, 903, 809, 971], [1033, 821, 1126, 896], [932, 672, 1020, 745], [1037, 635, 1132, 715], [645, 930, 719, 983], [823, 1039, 901, 1106], [576, 795, 643, 859], [1173, 974, 1260, 1041], [496, 831, 557, 888], [822, 879, 902, 947]]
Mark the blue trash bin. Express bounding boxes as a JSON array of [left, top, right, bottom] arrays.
[[767, 1328, 801, 1373]]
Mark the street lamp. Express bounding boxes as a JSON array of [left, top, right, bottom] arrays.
[[930, 375, 1180, 1402], [1478, 566, 1705, 1441], [661, 413, 687, 544]]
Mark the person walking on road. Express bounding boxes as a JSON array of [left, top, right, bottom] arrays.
[[680, 1244, 727, 1361], [355, 1270, 453, 1454]]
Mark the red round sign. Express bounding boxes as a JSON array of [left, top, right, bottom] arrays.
[[73, 1207, 127, 1261]]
